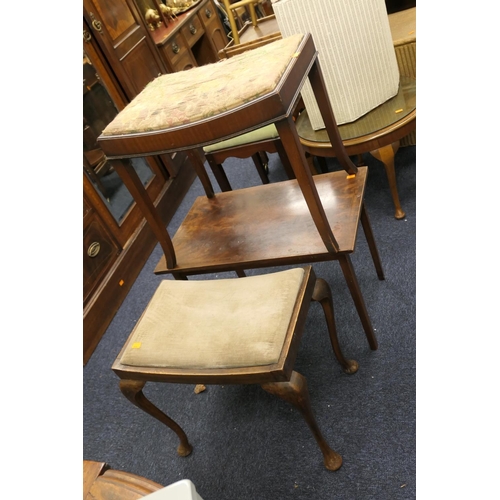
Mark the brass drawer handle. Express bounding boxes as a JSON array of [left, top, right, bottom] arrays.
[[89, 12, 103, 34], [172, 42, 180, 54], [92, 19, 102, 32], [205, 8, 212, 18], [87, 242, 101, 258], [189, 23, 197, 35]]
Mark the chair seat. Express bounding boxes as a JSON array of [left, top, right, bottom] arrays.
[[101, 34, 303, 138], [98, 34, 322, 157], [203, 124, 278, 153], [238, 15, 280, 44], [119, 268, 305, 371], [155, 167, 367, 276]]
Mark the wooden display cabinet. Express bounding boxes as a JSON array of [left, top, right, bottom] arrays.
[[134, 0, 229, 71], [83, 2, 196, 364]]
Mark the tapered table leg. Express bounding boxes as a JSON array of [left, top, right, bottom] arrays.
[[360, 203, 385, 280], [337, 254, 378, 350]]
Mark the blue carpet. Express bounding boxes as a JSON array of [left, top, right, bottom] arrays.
[[83, 146, 416, 499]]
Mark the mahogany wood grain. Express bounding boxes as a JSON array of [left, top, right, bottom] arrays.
[[155, 169, 367, 274], [370, 142, 405, 219], [307, 58, 358, 176], [119, 380, 193, 457], [83, 163, 196, 364], [83, 0, 167, 101], [312, 278, 360, 374], [275, 116, 338, 253]]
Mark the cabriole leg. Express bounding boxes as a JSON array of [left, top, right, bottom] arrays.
[[119, 379, 193, 457], [312, 278, 359, 374], [261, 371, 342, 471], [370, 141, 405, 219]]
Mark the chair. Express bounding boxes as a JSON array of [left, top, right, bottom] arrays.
[[98, 33, 384, 352], [203, 123, 296, 191], [218, 0, 281, 57], [112, 266, 359, 470], [206, 26, 297, 192]]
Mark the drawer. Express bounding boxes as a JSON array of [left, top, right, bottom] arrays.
[[171, 49, 197, 72], [181, 14, 204, 47], [83, 217, 120, 303], [198, 1, 217, 28], [160, 33, 189, 66], [200, 11, 228, 53]]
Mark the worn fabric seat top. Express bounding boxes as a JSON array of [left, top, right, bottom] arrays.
[[119, 268, 305, 370], [102, 34, 304, 137]]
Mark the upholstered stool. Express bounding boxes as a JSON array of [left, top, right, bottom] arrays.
[[98, 33, 384, 351], [112, 266, 358, 470]]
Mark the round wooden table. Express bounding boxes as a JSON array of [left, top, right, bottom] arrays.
[[295, 76, 416, 219]]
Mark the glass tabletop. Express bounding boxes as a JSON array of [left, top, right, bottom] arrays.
[[296, 76, 416, 143]]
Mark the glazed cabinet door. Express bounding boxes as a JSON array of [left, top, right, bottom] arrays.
[[83, 11, 196, 364], [83, 0, 167, 100], [83, 18, 169, 251]]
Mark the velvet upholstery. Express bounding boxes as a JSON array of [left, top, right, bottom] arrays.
[[120, 268, 305, 369]]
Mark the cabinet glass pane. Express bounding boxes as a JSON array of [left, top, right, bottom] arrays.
[[83, 51, 154, 224]]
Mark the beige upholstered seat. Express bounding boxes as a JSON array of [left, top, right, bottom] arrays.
[[120, 268, 304, 370]]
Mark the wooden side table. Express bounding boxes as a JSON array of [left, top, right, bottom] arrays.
[[295, 76, 416, 219]]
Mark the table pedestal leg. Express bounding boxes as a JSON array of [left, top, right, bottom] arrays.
[[370, 141, 405, 220]]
